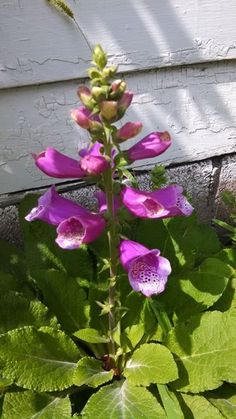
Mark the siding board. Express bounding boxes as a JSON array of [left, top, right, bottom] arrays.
[[0, 0, 236, 88], [0, 61, 235, 195]]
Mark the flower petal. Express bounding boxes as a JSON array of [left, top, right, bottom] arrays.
[[25, 186, 93, 226], [128, 252, 171, 297], [34, 148, 85, 179], [121, 187, 169, 218], [126, 131, 171, 161], [56, 217, 86, 249], [119, 239, 159, 271]]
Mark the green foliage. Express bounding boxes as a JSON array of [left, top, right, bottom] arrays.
[[0, 327, 80, 391], [124, 343, 178, 386], [73, 328, 109, 343], [47, 0, 74, 19], [73, 357, 114, 388], [151, 164, 168, 189], [205, 384, 236, 418], [32, 269, 90, 334], [166, 311, 236, 392], [2, 391, 72, 419], [158, 257, 231, 320], [180, 393, 224, 419], [81, 381, 166, 419]]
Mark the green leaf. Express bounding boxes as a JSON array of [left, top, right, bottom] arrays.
[[82, 380, 166, 418], [121, 324, 145, 353], [2, 391, 71, 419], [157, 385, 184, 419], [211, 277, 236, 315], [124, 343, 178, 386], [165, 311, 236, 392], [0, 326, 80, 391], [135, 216, 220, 273], [158, 258, 231, 320], [0, 240, 26, 281], [32, 269, 90, 334], [181, 393, 224, 419], [19, 194, 94, 280], [73, 328, 109, 343], [73, 357, 113, 388], [205, 383, 236, 418], [216, 248, 236, 269], [0, 291, 58, 333]]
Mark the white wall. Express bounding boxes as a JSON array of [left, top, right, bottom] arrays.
[[0, 0, 236, 195]]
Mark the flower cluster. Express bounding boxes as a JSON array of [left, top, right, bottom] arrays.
[[26, 45, 193, 297]]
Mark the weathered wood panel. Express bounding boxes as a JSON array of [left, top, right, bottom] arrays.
[[1, 0, 236, 88], [0, 61, 235, 195]]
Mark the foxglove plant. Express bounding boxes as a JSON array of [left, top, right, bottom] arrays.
[[24, 44, 193, 404], [1, 42, 235, 419]]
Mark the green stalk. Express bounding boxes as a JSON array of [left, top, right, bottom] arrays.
[[103, 126, 119, 358], [149, 299, 180, 419]]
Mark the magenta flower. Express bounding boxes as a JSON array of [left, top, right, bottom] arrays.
[[126, 131, 171, 162], [121, 185, 194, 219], [119, 240, 171, 297], [116, 122, 143, 143], [25, 186, 106, 249], [33, 142, 109, 179], [94, 190, 121, 213]]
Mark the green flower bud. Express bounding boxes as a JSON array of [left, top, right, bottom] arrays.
[[93, 44, 107, 70], [100, 101, 118, 122]]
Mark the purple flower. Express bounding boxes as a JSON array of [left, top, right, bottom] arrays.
[[94, 190, 121, 213], [121, 185, 194, 219], [126, 131, 171, 162], [25, 186, 106, 249], [119, 240, 171, 297], [33, 142, 109, 179]]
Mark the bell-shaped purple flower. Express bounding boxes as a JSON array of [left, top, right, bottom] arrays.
[[119, 240, 171, 297], [126, 131, 171, 162], [33, 142, 109, 179], [121, 185, 194, 219], [25, 186, 106, 249], [71, 106, 101, 130]]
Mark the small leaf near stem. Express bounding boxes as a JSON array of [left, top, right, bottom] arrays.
[[148, 299, 179, 419]]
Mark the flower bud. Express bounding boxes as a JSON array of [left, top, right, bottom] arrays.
[[110, 80, 127, 99], [100, 101, 118, 121], [115, 121, 143, 143], [77, 86, 95, 110], [91, 86, 110, 102], [71, 108, 90, 129], [117, 91, 133, 118], [102, 66, 117, 78], [92, 44, 107, 70]]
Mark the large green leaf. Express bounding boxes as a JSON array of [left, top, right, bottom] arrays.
[[0, 290, 58, 333], [0, 326, 80, 391], [124, 343, 178, 386], [157, 385, 184, 419], [73, 357, 114, 388], [205, 383, 236, 418], [82, 380, 166, 418], [165, 311, 236, 392], [32, 269, 90, 334], [158, 258, 231, 320], [135, 215, 220, 273], [212, 277, 236, 315], [216, 248, 236, 269], [181, 394, 224, 418], [2, 391, 71, 419], [19, 194, 94, 279]]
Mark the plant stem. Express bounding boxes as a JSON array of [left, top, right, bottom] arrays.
[[103, 127, 118, 357]]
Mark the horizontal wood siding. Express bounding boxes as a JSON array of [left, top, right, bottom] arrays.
[[0, 0, 235, 195]]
